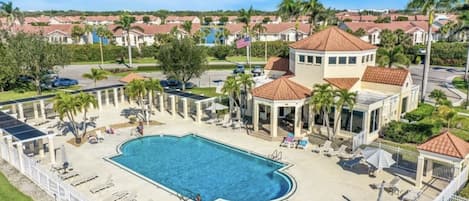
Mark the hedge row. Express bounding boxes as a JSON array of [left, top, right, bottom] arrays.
[[429, 42, 468, 66], [65, 44, 158, 62]]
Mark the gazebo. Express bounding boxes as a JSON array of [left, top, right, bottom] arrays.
[[415, 131, 469, 188]]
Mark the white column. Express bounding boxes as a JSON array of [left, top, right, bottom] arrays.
[[6, 136, 12, 162], [33, 102, 39, 119], [97, 90, 103, 111], [196, 102, 202, 123], [271, 105, 278, 138], [105, 89, 110, 106], [17, 142, 24, 173], [148, 90, 153, 109], [11, 104, 17, 115], [17, 103, 24, 120], [308, 105, 314, 133], [170, 96, 176, 116], [415, 155, 424, 188], [294, 105, 302, 136], [120, 87, 125, 103], [246, 93, 253, 116], [48, 136, 56, 165], [38, 139, 44, 158], [113, 88, 119, 108], [454, 162, 462, 179], [182, 98, 188, 119], [253, 102, 259, 131], [424, 160, 433, 180], [39, 100, 46, 119], [159, 93, 165, 112]]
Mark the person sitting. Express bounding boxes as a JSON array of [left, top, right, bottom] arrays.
[[88, 135, 98, 144], [136, 122, 144, 135]]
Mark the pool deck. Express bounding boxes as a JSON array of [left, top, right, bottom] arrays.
[[38, 104, 444, 201]]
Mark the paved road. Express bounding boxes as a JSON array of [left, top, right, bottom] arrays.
[[58, 63, 467, 104]]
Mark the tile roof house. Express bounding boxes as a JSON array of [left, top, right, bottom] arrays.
[[418, 131, 469, 159], [225, 23, 310, 45], [250, 26, 419, 142]]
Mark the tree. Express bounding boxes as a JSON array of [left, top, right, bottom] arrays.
[[262, 17, 271, 24], [154, 33, 175, 46], [309, 83, 334, 139], [278, 0, 304, 41], [76, 92, 97, 136], [429, 89, 447, 107], [71, 25, 85, 44], [407, 0, 458, 103], [142, 15, 151, 24], [125, 79, 147, 120], [237, 74, 255, 117], [0, 1, 22, 27], [204, 16, 213, 25], [252, 23, 268, 61], [113, 13, 143, 67], [439, 21, 457, 41], [181, 20, 193, 36], [238, 6, 255, 38], [377, 46, 411, 68], [219, 16, 229, 25], [96, 25, 114, 65], [156, 37, 208, 91], [438, 105, 456, 128], [348, 28, 366, 37], [82, 68, 109, 87], [222, 76, 241, 119], [54, 92, 81, 143], [395, 29, 413, 49], [144, 78, 163, 112], [83, 24, 93, 44], [333, 89, 357, 136], [302, 0, 324, 35]]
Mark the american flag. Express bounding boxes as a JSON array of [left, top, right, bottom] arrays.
[[236, 37, 251, 49]]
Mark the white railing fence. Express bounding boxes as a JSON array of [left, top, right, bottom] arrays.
[[434, 165, 469, 201], [450, 195, 469, 201], [352, 131, 365, 151], [0, 141, 90, 201]]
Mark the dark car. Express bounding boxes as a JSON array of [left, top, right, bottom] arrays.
[[52, 78, 78, 87], [176, 81, 196, 90], [251, 65, 263, 76], [233, 64, 245, 74], [167, 79, 179, 87], [160, 80, 170, 89]]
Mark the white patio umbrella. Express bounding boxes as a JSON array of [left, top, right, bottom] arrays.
[[362, 147, 395, 170], [205, 103, 228, 111]]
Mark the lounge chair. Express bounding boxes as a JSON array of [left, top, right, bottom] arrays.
[[339, 148, 363, 159], [371, 176, 401, 194], [311, 140, 332, 154], [96, 130, 104, 142], [326, 145, 347, 157], [59, 171, 79, 180], [222, 119, 233, 128], [296, 137, 309, 150], [103, 191, 130, 201], [216, 115, 230, 126], [121, 192, 137, 201], [280, 133, 295, 148], [232, 120, 242, 129], [90, 177, 114, 194], [342, 157, 363, 169], [401, 189, 422, 201], [71, 174, 98, 186]]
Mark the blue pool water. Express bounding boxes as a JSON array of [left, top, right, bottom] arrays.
[[110, 135, 293, 201]]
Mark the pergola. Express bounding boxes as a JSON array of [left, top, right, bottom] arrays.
[[415, 131, 469, 188]]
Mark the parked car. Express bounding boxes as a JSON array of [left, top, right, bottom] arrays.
[[167, 79, 179, 87], [52, 78, 78, 87], [251, 65, 263, 76], [233, 64, 245, 74], [160, 80, 170, 89], [176, 81, 196, 90]]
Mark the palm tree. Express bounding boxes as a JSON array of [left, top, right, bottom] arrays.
[[71, 25, 85, 44], [144, 78, 164, 110], [181, 21, 193, 37], [237, 74, 255, 117], [333, 89, 357, 136], [125, 79, 147, 120], [0, 1, 22, 27], [309, 83, 334, 139], [278, 0, 304, 41], [53, 92, 81, 143], [113, 13, 143, 67], [83, 24, 93, 44], [377, 46, 411, 68], [407, 0, 457, 103], [238, 6, 255, 37], [438, 105, 456, 128], [252, 23, 268, 61], [221, 76, 241, 119], [429, 89, 447, 107], [76, 92, 97, 136], [96, 25, 114, 65], [394, 29, 413, 49], [82, 68, 109, 87], [302, 0, 324, 35]]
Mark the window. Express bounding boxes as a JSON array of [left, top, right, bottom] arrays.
[[366, 55, 370, 62], [361, 56, 365, 63], [348, 57, 357, 64], [370, 54, 374, 62], [299, 55, 305, 63], [369, 109, 380, 133], [328, 57, 337, 64], [315, 56, 322, 64], [307, 56, 314, 64], [338, 57, 347, 64], [401, 97, 408, 114]]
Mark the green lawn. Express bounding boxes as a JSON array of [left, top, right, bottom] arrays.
[[0, 86, 81, 102], [71, 56, 265, 65], [0, 172, 32, 201], [187, 87, 221, 98], [453, 77, 468, 93]]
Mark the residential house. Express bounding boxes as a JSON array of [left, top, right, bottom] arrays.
[[225, 23, 310, 45], [134, 15, 162, 25], [165, 16, 201, 24]]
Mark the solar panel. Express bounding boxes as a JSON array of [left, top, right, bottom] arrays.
[[164, 90, 210, 101], [0, 111, 46, 142]]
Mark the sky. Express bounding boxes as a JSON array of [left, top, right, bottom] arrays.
[[14, 0, 410, 12]]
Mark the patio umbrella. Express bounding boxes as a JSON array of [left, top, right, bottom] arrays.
[[362, 147, 395, 170], [205, 103, 228, 111]]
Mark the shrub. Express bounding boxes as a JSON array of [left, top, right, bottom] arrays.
[[232, 41, 290, 58], [404, 103, 435, 122], [430, 42, 467, 66], [383, 121, 435, 144], [212, 45, 233, 60]]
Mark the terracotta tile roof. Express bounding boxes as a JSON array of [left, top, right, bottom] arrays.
[[324, 78, 360, 90], [119, 73, 145, 83], [289, 26, 377, 51], [418, 131, 469, 159], [110, 24, 200, 36], [251, 77, 311, 100], [362, 66, 409, 86], [264, 23, 309, 34], [343, 21, 434, 34], [264, 57, 289, 72]]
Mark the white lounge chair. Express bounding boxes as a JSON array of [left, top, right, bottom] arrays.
[[216, 115, 230, 126], [96, 130, 104, 142], [71, 174, 98, 186], [90, 177, 114, 194], [297, 137, 310, 150], [232, 120, 241, 129], [59, 171, 79, 180], [326, 145, 347, 157], [401, 189, 422, 201], [222, 119, 233, 128], [371, 176, 401, 195], [311, 140, 332, 154], [339, 148, 363, 159], [103, 191, 130, 201]]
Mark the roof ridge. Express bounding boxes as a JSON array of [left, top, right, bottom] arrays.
[[447, 132, 466, 158], [334, 27, 364, 50], [322, 28, 333, 51]]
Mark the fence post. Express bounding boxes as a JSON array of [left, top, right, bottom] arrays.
[[396, 147, 400, 168]]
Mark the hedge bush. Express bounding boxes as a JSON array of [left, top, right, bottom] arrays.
[[382, 121, 436, 144], [211, 45, 233, 60], [65, 44, 159, 62], [404, 103, 435, 122], [231, 41, 290, 58], [430, 42, 467, 66]]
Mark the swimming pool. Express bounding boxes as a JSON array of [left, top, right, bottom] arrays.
[[109, 134, 294, 201]]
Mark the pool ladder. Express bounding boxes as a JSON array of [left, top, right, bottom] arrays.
[[270, 149, 282, 161]]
